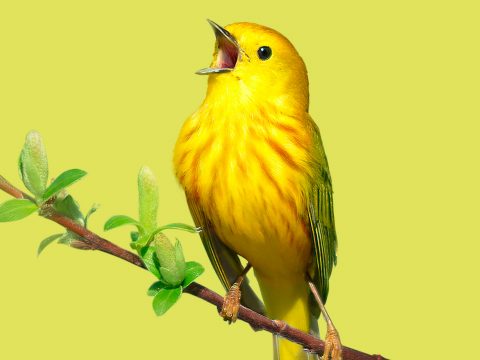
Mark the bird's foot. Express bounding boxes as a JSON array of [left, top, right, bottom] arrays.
[[219, 282, 241, 323], [322, 326, 342, 360]]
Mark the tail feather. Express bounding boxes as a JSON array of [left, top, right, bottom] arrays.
[[256, 273, 316, 360]]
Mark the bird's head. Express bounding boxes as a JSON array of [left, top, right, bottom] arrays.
[[197, 20, 309, 112]]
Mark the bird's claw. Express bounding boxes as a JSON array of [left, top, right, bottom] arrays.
[[322, 327, 342, 360], [219, 282, 241, 323]]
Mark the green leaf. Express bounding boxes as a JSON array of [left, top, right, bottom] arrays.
[[139, 245, 161, 279], [0, 199, 38, 222], [182, 261, 205, 288], [19, 131, 49, 198], [129, 230, 141, 250], [104, 215, 144, 232], [153, 223, 201, 235], [130, 231, 139, 242], [56, 231, 90, 250], [57, 231, 79, 245], [147, 281, 167, 296], [174, 239, 186, 266], [152, 287, 182, 316], [18, 151, 24, 183], [84, 203, 100, 228], [37, 233, 63, 256], [42, 169, 87, 202], [54, 195, 84, 225], [133, 232, 153, 249], [138, 166, 159, 233]]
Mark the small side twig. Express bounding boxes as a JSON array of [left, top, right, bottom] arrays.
[[0, 174, 387, 360]]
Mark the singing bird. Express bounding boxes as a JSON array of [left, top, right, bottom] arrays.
[[174, 20, 341, 360]]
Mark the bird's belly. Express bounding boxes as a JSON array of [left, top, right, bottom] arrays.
[[198, 156, 312, 277]]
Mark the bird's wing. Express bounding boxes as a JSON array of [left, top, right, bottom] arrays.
[[186, 195, 265, 315], [307, 122, 338, 305]]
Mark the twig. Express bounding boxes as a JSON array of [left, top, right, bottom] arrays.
[[0, 175, 387, 360]]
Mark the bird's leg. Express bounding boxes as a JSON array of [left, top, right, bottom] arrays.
[[307, 280, 342, 360], [219, 262, 252, 323]]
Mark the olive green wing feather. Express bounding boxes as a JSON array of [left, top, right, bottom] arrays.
[[186, 195, 265, 315], [307, 123, 338, 305]]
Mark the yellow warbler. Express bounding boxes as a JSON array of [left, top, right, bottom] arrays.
[[174, 20, 341, 360]]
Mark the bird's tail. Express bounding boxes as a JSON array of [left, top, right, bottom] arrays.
[[256, 273, 317, 360]]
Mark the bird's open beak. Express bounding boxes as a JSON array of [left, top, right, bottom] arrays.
[[196, 19, 241, 75]]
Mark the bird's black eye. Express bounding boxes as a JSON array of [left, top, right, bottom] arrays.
[[257, 46, 272, 61]]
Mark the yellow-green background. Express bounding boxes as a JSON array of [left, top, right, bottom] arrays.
[[1, 1, 478, 359]]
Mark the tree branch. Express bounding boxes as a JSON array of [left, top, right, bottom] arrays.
[[0, 175, 387, 360]]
